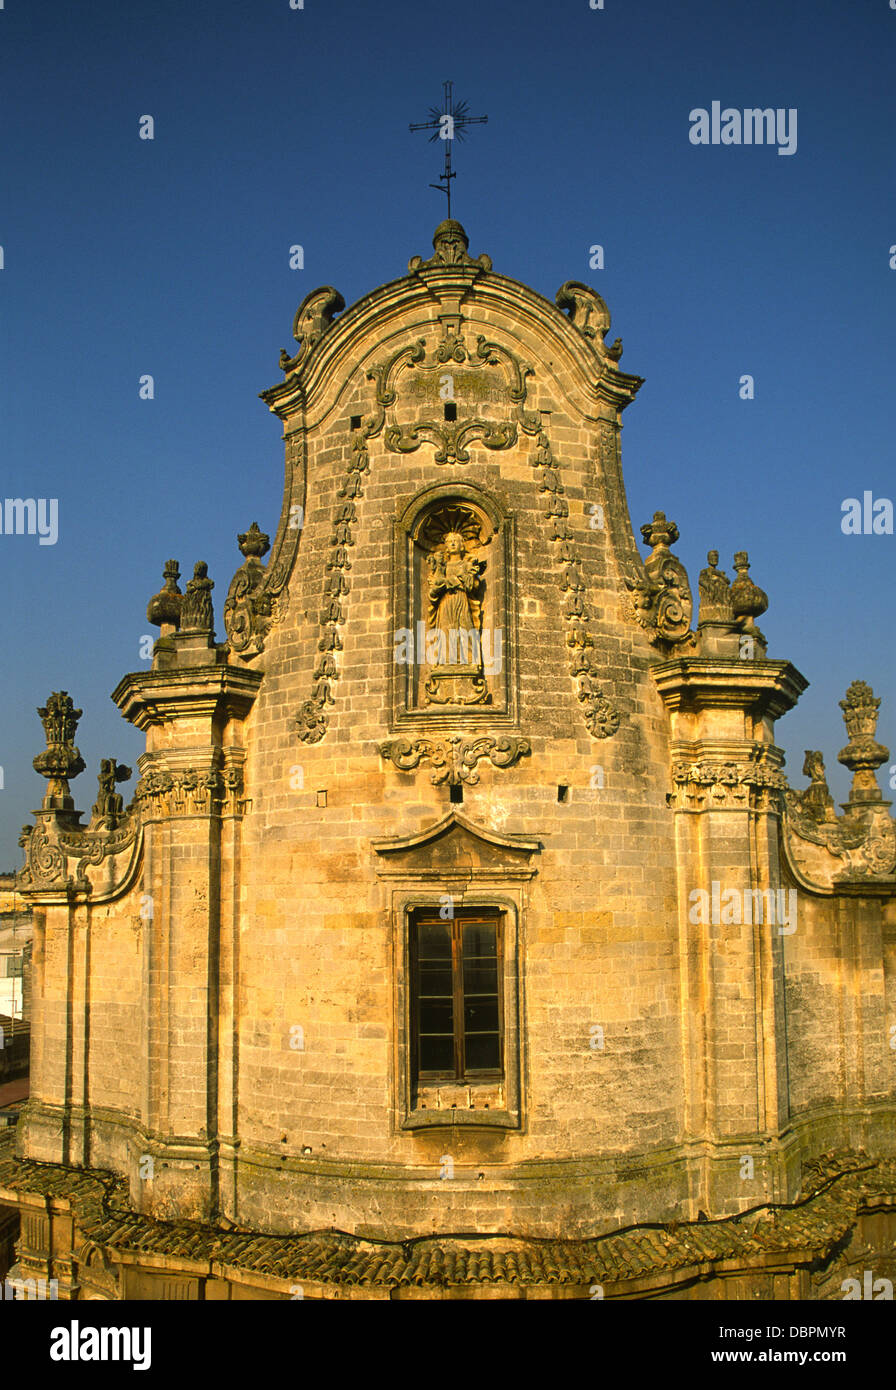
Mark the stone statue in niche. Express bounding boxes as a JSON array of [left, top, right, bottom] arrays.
[[414, 504, 493, 707], [428, 533, 484, 657]]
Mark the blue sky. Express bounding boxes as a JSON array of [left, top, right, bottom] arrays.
[[1, 0, 893, 862]]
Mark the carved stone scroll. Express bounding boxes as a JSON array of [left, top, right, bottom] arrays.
[[625, 512, 694, 648], [555, 281, 623, 360], [366, 333, 538, 465], [279, 286, 345, 374], [224, 523, 273, 657], [380, 735, 531, 786]]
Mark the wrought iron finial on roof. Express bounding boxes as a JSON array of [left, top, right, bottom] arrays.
[[409, 81, 487, 219]]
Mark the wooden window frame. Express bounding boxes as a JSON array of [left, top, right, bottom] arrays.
[[409, 907, 505, 1086]]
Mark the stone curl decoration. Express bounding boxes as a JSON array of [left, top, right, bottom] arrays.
[[625, 512, 694, 648], [368, 333, 535, 466], [21, 806, 140, 895], [224, 523, 273, 658], [782, 685, 896, 886], [279, 286, 345, 373], [380, 735, 531, 787], [555, 281, 623, 360]]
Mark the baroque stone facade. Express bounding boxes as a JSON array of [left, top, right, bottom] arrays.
[[1, 219, 894, 1300]]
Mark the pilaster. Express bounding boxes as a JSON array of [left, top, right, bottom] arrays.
[[654, 657, 807, 1206]]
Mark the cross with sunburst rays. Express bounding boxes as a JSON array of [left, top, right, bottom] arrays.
[[409, 81, 488, 219]]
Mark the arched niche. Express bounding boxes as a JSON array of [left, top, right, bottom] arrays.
[[391, 484, 516, 728]]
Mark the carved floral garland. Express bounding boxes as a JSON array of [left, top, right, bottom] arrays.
[[531, 427, 621, 740], [295, 430, 369, 743]]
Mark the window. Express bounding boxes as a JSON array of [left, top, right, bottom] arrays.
[[410, 908, 503, 1084]]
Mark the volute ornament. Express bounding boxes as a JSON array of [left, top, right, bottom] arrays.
[[279, 286, 345, 373], [626, 512, 694, 647], [380, 734, 530, 787], [224, 523, 273, 658], [555, 281, 623, 359]]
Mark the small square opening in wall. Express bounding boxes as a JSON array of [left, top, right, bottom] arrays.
[[449, 783, 463, 804], [557, 785, 569, 803], [350, 415, 362, 430], [443, 402, 457, 422], [316, 790, 327, 808]]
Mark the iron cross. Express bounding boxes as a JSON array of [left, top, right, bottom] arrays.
[[409, 81, 488, 219]]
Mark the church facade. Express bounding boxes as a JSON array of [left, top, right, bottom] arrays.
[[1, 220, 895, 1300]]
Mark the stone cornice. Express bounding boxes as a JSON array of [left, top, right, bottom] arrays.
[[261, 267, 643, 427], [652, 658, 808, 718], [111, 665, 263, 730]]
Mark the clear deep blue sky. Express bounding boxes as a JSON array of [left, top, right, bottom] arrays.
[[1, 0, 893, 864]]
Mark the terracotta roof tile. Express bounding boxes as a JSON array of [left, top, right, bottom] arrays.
[[0, 1128, 889, 1292]]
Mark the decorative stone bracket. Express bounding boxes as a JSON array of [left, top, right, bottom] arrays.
[[18, 810, 141, 898], [19, 692, 142, 898], [783, 684, 896, 886]]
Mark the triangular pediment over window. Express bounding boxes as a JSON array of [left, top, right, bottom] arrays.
[[371, 811, 540, 879]]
